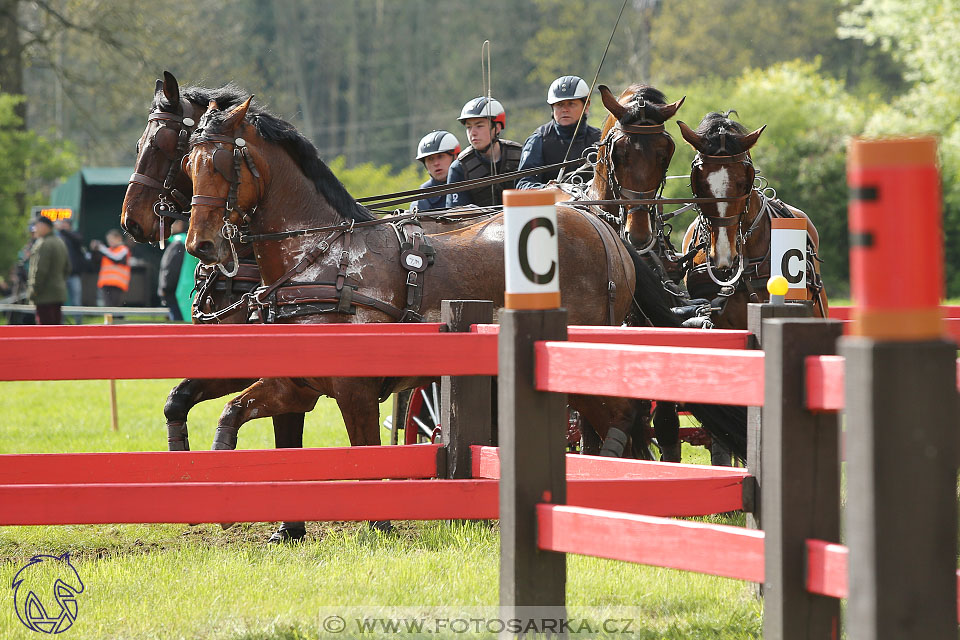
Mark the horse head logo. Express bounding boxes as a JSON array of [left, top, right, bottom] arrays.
[[11, 553, 84, 634]]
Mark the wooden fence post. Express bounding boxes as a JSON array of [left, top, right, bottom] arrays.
[[844, 136, 957, 640], [498, 307, 568, 621], [745, 301, 812, 530], [440, 300, 494, 479], [762, 317, 843, 640]]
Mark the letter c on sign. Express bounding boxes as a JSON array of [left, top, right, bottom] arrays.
[[781, 248, 804, 284], [518, 217, 556, 284]]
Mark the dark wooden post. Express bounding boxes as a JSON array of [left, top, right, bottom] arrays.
[[440, 300, 494, 479], [762, 318, 843, 640], [745, 301, 812, 530], [842, 339, 957, 639], [498, 307, 568, 620], [843, 136, 957, 639]]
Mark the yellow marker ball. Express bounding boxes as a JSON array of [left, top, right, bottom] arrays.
[[767, 275, 790, 297]]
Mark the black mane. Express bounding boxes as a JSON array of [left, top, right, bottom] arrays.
[[192, 98, 374, 223], [694, 111, 750, 155], [622, 84, 670, 125], [153, 83, 250, 114]]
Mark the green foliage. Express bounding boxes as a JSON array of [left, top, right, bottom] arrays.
[[326, 157, 426, 202], [662, 61, 870, 296], [0, 92, 78, 278], [840, 0, 960, 294]]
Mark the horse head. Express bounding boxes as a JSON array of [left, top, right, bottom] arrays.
[[678, 112, 765, 270], [184, 97, 266, 268], [594, 84, 683, 251], [121, 71, 205, 243]]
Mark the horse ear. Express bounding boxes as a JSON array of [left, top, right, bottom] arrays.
[[155, 79, 163, 94], [221, 96, 253, 134], [655, 96, 685, 122], [739, 124, 767, 151], [161, 70, 180, 108], [598, 85, 626, 121], [677, 121, 707, 152]]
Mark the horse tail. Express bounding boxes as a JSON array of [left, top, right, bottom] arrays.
[[621, 240, 682, 328]]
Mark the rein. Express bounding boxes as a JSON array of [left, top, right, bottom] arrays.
[[357, 157, 587, 209]]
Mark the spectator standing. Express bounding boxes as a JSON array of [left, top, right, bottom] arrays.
[[91, 229, 131, 309], [157, 220, 188, 321], [517, 75, 600, 190], [55, 218, 88, 321], [27, 216, 70, 325]]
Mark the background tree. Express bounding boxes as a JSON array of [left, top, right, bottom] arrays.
[[840, 0, 960, 292]]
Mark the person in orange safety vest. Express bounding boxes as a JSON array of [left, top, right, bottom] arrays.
[[91, 229, 131, 308]]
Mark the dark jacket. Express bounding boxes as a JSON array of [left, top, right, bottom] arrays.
[[157, 233, 186, 296], [27, 234, 70, 304], [57, 228, 88, 276], [517, 119, 601, 190], [409, 177, 447, 212], [445, 139, 523, 208]]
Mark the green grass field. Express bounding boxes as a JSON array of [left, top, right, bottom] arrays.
[[0, 380, 761, 639]]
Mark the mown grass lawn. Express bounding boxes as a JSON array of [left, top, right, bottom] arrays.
[[0, 379, 761, 639]]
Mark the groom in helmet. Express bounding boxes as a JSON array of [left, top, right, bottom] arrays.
[[410, 130, 461, 212], [517, 75, 600, 190], [445, 96, 522, 208]]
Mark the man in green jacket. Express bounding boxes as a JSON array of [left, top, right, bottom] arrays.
[[27, 215, 70, 325]]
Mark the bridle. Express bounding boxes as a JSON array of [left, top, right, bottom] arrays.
[[188, 132, 263, 277], [689, 129, 762, 289], [599, 112, 672, 255], [128, 110, 196, 240]]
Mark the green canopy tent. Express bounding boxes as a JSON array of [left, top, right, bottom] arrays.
[[49, 168, 162, 306]]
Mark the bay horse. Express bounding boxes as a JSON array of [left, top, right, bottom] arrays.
[[579, 84, 745, 463], [181, 96, 696, 467], [120, 72, 312, 542], [678, 112, 829, 329]]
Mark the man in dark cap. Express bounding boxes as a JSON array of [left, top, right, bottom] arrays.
[[27, 215, 70, 324]]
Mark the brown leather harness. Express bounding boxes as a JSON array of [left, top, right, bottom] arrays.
[[189, 132, 441, 324], [128, 110, 195, 231]]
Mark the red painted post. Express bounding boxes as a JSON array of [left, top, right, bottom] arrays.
[[847, 137, 943, 339], [843, 137, 958, 640]]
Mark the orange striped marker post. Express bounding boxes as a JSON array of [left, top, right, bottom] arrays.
[[842, 137, 957, 640], [499, 188, 567, 623], [503, 189, 561, 310], [770, 217, 809, 301]]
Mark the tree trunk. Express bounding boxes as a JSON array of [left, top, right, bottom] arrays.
[[0, 0, 26, 125]]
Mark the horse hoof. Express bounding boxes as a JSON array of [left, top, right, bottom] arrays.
[[220, 522, 235, 530], [368, 520, 393, 534], [267, 526, 306, 544], [660, 443, 682, 463]]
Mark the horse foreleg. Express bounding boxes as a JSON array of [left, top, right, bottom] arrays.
[[332, 378, 385, 447], [269, 411, 307, 544], [212, 378, 319, 450], [164, 377, 257, 451], [332, 378, 392, 533], [653, 401, 681, 462], [570, 395, 637, 458]]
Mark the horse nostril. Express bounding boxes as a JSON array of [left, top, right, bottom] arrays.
[[124, 219, 142, 240], [194, 241, 216, 261]]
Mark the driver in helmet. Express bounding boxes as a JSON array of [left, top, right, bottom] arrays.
[[445, 96, 522, 208], [516, 75, 600, 190], [410, 130, 461, 212]]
